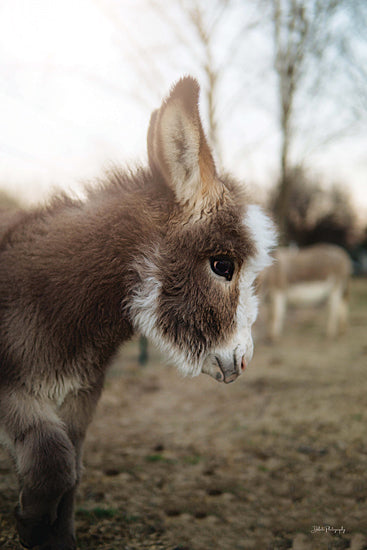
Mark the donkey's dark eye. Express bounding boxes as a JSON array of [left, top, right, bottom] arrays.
[[210, 257, 235, 281]]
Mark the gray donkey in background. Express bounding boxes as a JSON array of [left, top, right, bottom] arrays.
[[0, 77, 276, 549]]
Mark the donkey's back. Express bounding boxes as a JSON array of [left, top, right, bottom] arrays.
[[0, 208, 24, 247]]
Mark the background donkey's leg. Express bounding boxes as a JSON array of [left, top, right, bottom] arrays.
[[269, 290, 287, 341], [326, 284, 343, 339], [336, 284, 349, 336]]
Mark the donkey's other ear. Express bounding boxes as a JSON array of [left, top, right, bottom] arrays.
[[147, 76, 219, 209]]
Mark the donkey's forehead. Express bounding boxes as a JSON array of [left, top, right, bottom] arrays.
[[167, 200, 255, 260]]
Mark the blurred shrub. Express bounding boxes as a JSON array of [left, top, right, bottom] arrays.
[[0, 189, 20, 210], [269, 166, 356, 248]]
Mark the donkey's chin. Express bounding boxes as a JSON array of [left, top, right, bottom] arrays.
[[201, 352, 245, 384]]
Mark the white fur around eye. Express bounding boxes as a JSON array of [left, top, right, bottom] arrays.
[[219, 204, 277, 364], [245, 204, 277, 275]]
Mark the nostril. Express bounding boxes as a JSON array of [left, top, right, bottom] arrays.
[[241, 356, 246, 372]]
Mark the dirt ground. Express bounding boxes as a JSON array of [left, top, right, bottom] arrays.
[[1, 279, 367, 550]]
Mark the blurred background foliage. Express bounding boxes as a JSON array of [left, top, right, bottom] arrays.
[[0, 189, 20, 210]]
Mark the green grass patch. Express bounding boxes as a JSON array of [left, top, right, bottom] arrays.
[[77, 507, 119, 520], [77, 507, 140, 524], [183, 454, 202, 465], [145, 453, 177, 464], [145, 453, 165, 462]]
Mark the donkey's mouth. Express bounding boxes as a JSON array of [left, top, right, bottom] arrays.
[[202, 354, 244, 384]]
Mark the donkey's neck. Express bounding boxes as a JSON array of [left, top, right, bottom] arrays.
[[17, 170, 165, 373]]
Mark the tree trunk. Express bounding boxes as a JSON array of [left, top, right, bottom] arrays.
[[275, 122, 292, 244]]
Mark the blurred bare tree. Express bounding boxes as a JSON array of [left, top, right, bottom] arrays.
[[149, 0, 228, 160], [95, 0, 260, 166], [266, 0, 367, 242]]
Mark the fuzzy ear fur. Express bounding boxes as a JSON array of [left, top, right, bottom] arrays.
[[147, 76, 220, 211]]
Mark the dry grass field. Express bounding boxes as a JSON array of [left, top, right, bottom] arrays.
[[1, 279, 367, 550]]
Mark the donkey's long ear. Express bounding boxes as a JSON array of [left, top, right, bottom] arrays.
[[147, 77, 220, 209]]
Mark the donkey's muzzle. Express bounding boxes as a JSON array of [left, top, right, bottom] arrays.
[[202, 353, 246, 384]]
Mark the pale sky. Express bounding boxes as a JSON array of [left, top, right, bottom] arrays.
[[0, 0, 366, 223]]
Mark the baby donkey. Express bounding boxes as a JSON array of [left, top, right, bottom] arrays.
[[0, 77, 275, 549]]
